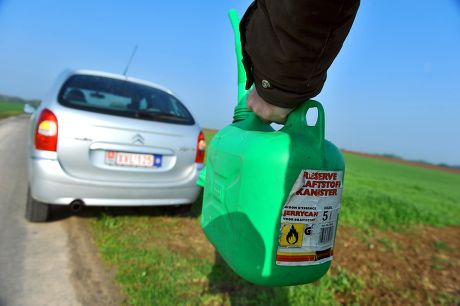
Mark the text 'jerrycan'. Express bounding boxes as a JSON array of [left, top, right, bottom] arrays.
[[200, 10, 345, 287]]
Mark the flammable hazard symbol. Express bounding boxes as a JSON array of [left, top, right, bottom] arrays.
[[279, 223, 304, 247]]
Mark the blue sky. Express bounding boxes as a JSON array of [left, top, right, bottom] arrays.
[[0, 0, 459, 165]]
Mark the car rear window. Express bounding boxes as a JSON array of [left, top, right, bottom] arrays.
[[57, 74, 195, 125]]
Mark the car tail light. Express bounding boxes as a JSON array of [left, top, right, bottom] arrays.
[[35, 108, 58, 152], [195, 131, 206, 163]]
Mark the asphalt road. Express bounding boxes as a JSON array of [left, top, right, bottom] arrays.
[[0, 116, 81, 306]]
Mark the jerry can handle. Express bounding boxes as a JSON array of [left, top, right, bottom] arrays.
[[282, 100, 325, 146]]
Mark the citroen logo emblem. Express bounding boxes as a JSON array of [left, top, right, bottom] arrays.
[[131, 134, 144, 145]]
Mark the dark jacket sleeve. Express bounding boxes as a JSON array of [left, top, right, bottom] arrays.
[[240, 0, 360, 108]]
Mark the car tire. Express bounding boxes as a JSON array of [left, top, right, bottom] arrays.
[[25, 188, 50, 222]]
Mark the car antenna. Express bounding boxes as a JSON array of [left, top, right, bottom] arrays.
[[123, 45, 138, 76]]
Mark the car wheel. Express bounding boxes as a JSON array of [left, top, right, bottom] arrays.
[[25, 188, 50, 222]]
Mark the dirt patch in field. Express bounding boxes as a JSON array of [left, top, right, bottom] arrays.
[[153, 213, 460, 305], [203, 128, 218, 134], [145, 215, 215, 262], [343, 150, 460, 175], [64, 216, 125, 306], [334, 225, 460, 305]]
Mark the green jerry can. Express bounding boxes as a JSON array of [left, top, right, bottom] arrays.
[[200, 10, 345, 287]]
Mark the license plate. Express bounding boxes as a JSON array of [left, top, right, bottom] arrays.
[[105, 151, 162, 168]]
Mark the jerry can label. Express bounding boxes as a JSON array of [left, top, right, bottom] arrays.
[[276, 170, 343, 266]]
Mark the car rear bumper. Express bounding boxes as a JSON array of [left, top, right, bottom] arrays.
[[29, 157, 202, 206]]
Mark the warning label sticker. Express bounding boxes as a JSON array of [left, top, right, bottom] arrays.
[[276, 170, 343, 266], [279, 223, 304, 247]]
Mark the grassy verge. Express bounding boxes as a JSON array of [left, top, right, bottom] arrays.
[[91, 209, 365, 306], [89, 131, 460, 305], [0, 101, 25, 119]]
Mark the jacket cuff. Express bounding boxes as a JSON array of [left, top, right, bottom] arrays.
[[252, 71, 325, 109]]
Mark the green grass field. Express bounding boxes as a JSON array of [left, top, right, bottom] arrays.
[[0, 101, 24, 119], [89, 131, 460, 305], [341, 154, 460, 229]]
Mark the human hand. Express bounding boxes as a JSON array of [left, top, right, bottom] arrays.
[[246, 88, 294, 124]]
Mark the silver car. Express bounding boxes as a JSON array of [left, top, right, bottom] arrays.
[[25, 69, 205, 222]]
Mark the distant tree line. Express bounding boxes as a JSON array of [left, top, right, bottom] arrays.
[[381, 152, 460, 171], [0, 94, 41, 107]]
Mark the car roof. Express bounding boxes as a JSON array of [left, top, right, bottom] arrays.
[[65, 69, 175, 96]]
